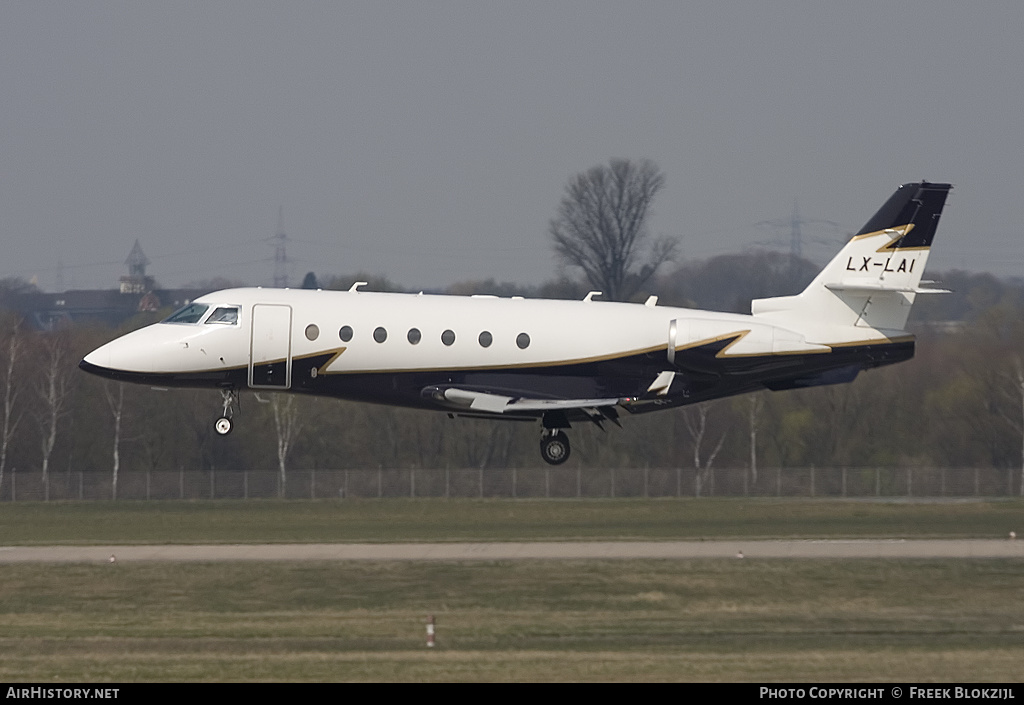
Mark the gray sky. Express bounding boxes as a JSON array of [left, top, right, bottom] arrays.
[[2, 1, 1022, 292]]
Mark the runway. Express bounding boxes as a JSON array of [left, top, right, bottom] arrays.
[[1, 539, 1022, 562]]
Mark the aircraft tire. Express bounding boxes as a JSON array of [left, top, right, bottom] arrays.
[[215, 417, 233, 436], [540, 431, 570, 466]]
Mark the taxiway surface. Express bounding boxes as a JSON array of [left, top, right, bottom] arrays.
[[1, 539, 1021, 562]]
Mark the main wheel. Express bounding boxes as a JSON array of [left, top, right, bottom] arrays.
[[540, 431, 570, 465], [215, 417, 233, 436]]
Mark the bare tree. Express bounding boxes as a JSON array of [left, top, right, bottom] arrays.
[[997, 357, 1024, 496], [35, 332, 74, 500], [550, 158, 677, 301], [104, 382, 125, 500], [271, 394, 302, 497], [460, 421, 515, 470], [1018, 359, 1024, 496], [0, 323, 23, 491], [747, 393, 764, 487], [682, 403, 727, 497]]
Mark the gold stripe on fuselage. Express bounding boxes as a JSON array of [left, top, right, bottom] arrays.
[[178, 335, 910, 378]]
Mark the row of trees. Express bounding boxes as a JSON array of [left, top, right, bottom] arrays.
[[0, 257, 1021, 501], [0, 158, 1020, 497]]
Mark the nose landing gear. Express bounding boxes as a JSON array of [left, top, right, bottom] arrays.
[[215, 388, 237, 436]]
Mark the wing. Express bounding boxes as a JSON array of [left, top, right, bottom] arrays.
[[421, 385, 628, 427], [424, 385, 623, 413]]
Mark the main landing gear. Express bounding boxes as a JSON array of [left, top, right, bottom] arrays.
[[215, 388, 237, 436], [539, 411, 572, 465], [540, 429, 570, 465]]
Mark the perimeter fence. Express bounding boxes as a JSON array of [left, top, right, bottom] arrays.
[[0, 466, 1021, 501]]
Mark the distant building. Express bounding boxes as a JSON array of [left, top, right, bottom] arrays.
[[6, 241, 208, 331], [12, 287, 208, 331], [119, 239, 154, 294]]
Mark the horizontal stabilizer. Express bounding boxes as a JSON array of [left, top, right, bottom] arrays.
[[824, 283, 951, 295]]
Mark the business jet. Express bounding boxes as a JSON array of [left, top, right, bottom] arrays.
[[80, 181, 951, 465]]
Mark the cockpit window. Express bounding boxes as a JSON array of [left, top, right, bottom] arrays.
[[205, 307, 240, 325], [163, 303, 210, 324]]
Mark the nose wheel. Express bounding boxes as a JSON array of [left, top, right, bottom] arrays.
[[540, 430, 570, 465], [215, 388, 237, 436]]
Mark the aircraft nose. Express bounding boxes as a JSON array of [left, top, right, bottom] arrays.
[[78, 357, 112, 378], [79, 324, 179, 379], [79, 337, 138, 381], [81, 335, 139, 371], [81, 346, 111, 370]]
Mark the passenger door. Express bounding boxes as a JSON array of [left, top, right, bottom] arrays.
[[249, 304, 292, 389]]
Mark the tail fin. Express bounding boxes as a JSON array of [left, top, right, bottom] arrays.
[[752, 182, 952, 334]]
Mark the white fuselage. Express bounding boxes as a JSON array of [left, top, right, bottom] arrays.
[[82, 286, 859, 382]]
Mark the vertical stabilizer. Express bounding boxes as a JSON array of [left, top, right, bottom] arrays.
[[752, 182, 952, 335]]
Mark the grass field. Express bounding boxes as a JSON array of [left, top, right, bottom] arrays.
[[1, 497, 1022, 544], [1, 498, 1022, 682], [1, 560, 1022, 682]]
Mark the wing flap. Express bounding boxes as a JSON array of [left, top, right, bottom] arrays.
[[424, 386, 625, 415]]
